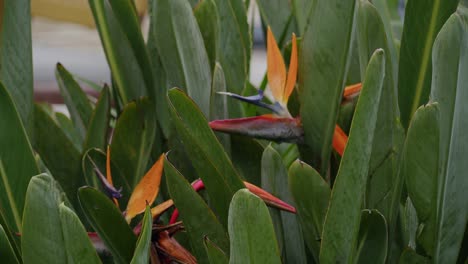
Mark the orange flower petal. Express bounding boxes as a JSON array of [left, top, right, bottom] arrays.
[[332, 125, 348, 156], [125, 154, 164, 222], [150, 199, 174, 220], [343, 83, 362, 98], [284, 33, 298, 103], [106, 146, 119, 207], [267, 26, 286, 103]]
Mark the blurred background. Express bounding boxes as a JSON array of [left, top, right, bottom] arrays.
[[31, 0, 266, 106]]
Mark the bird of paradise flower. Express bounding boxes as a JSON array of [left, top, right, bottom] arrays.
[[209, 27, 362, 156]]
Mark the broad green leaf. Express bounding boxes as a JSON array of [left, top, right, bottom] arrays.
[[292, 0, 315, 35], [165, 157, 229, 263], [426, 9, 468, 262], [354, 209, 388, 264], [288, 159, 330, 262], [56, 63, 93, 142], [399, 249, 430, 264], [104, 0, 153, 95], [0, 225, 19, 264], [22, 174, 67, 264], [357, 0, 406, 227], [110, 98, 156, 188], [83, 86, 110, 152], [261, 146, 307, 264], [153, 0, 211, 117], [213, 0, 250, 117], [256, 0, 295, 45], [33, 104, 83, 210], [397, 0, 458, 128], [59, 203, 101, 264], [167, 88, 244, 226], [130, 206, 152, 264], [78, 187, 136, 264], [228, 189, 282, 264], [88, 0, 147, 104], [195, 0, 219, 70], [204, 237, 229, 264], [320, 50, 385, 263], [0, 83, 39, 232], [147, 0, 170, 139], [0, 0, 33, 131], [56, 112, 82, 151], [82, 148, 131, 208], [402, 104, 439, 256], [210, 63, 231, 154], [231, 135, 264, 186], [299, 0, 357, 174]]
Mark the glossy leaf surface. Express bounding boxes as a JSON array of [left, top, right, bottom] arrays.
[[320, 50, 385, 262], [299, 0, 357, 173], [167, 88, 244, 226], [153, 0, 212, 117], [397, 0, 458, 128], [165, 157, 229, 263], [110, 98, 156, 188], [59, 203, 101, 264], [79, 187, 136, 264], [0, 83, 39, 232], [22, 174, 67, 264], [228, 189, 281, 264], [289, 160, 330, 262], [0, 0, 33, 130], [130, 206, 152, 264]]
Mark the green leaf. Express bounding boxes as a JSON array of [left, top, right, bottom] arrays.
[[212, 0, 250, 117], [354, 209, 388, 264], [0, 83, 39, 232], [82, 148, 131, 208], [0, 210, 21, 261], [288, 159, 330, 262], [398, 248, 430, 264], [83, 86, 110, 152], [131, 206, 152, 264], [231, 135, 264, 186], [320, 50, 386, 263], [204, 237, 229, 264], [78, 187, 136, 264], [210, 63, 231, 154], [228, 189, 282, 264], [292, 0, 314, 35], [397, 0, 458, 128], [195, 0, 219, 70], [88, 0, 148, 104], [299, 0, 357, 174], [147, 0, 170, 139], [261, 146, 307, 264], [165, 157, 229, 263], [59, 203, 101, 264], [402, 103, 439, 256], [56, 63, 93, 142], [357, 0, 406, 228], [0, 225, 19, 264], [0, 0, 33, 131], [110, 98, 156, 188], [21, 174, 67, 264], [167, 88, 244, 226], [153, 0, 212, 117], [426, 8, 468, 262], [256, 0, 295, 45], [33, 104, 84, 210], [56, 112, 82, 151]]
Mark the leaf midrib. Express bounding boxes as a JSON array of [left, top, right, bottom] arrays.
[[410, 0, 442, 116]]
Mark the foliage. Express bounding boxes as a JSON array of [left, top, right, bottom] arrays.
[[0, 0, 466, 263]]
